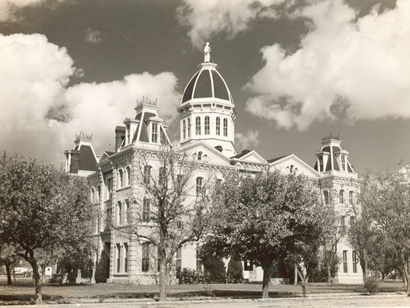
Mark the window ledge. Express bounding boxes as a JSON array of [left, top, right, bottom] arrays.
[[116, 185, 131, 192]]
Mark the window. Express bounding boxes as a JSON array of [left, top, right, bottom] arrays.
[[216, 117, 220, 135], [105, 208, 111, 228], [349, 216, 355, 227], [196, 117, 201, 135], [106, 177, 113, 200], [339, 189, 344, 204], [196, 177, 203, 196], [223, 118, 228, 137], [126, 124, 130, 144], [143, 198, 150, 222], [349, 191, 354, 205], [126, 167, 131, 186], [197, 151, 202, 161], [176, 248, 182, 279], [124, 243, 129, 273], [323, 191, 330, 205], [204, 116, 210, 135], [125, 199, 130, 224], [117, 201, 122, 225], [343, 250, 348, 273], [341, 216, 346, 233], [97, 186, 101, 203], [116, 244, 121, 273], [341, 155, 346, 171], [144, 165, 151, 184], [352, 250, 357, 273], [244, 260, 253, 271], [118, 169, 124, 188], [183, 120, 186, 139], [159, 167, 166, 186], [142, 243, 149, 272], [196, 246, 202, 272], [187, 118, 191, 137], [151, 123, 159, 143]]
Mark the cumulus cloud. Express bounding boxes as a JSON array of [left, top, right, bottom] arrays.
[[246, 0, 410, 130], [0, 0, 47, 21], [235, 130, 260, 150], [0, 33, 180, 164], [84, 27, 101, 44], [177, 0, 288, 48]]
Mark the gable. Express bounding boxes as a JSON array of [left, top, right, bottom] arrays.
[[269, 154, 319, 179], [232, 150, 266, 164], [176, 142, 231, 167]]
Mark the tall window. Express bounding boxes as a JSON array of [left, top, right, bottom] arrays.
[[144, 165, 151, 184], [105, 208, 111, 229], [106, 178, 112, 200], [151, 123, 159, 143], [97, 186, 101, 203], [339, 189, 344, 204], [352, 250, 357, 273], [204, 116, 210, 135], [223, 118, 228, 137], [124, 243, 129, 273], [176, 248, 182, 279], [341, 155, 346, 171], [340, 216, 346, 233], [349, 191, 354, 205], [142, 243, 149, 272], [196, 117, 201, 135], [216, 117, 220, 135], [118, 169, 124, 187], [143, 198, 150, 222], [183, 120, 186, 139], [343, 250, 348, 273], [323, 191, 330, 205], [116, 244, 121, 273], [126, 167, 131, 186], [125, 199, 130, 224], [196, 177, 203, 196], [187, 118, 191, 137], [196, 246, 202, 272], [117, 201, 122, 225]]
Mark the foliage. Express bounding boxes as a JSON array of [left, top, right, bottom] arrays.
[[95, 247, 109, 283], [206, 169, 327, 298], [0, 154, 94, 304], [202, 255, 226, 283], [226, 257, 243, 283], [364, 272, 380, 294], [179, 268, 209, 284]]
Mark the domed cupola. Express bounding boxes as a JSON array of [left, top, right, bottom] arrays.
[[177, 43, 236, 157]]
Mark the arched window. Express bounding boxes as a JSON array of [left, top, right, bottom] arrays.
[[204, 116, 210, 135], [183, 120, 186, 139], [323, 191, 330, 205], [117, 201, 122, 225], [339, 189, 344, 204], [196, 117, 201, 135], [196, 177, 203, 196], [126, 166, 131, 186], [118, 169, 124, 188], [223, 118, 228, 137], [198, 151, 202, 161], [349, 191, 354, 205], [143, 198, 150, 222], [187, 118, 191, 137], [216, 117, 220, 135]]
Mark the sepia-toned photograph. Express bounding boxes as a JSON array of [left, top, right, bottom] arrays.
[[0, 0, 409, 307]]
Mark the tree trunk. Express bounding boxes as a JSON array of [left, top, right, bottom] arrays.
[[404, 261, 410, 296], [5, 262, 12, 285], [159, 257, 167, 301], [261, 263, 273, 299], [327, 264, 332, 286], [294, 264, 298, 286], [30, 260, 42, 304]]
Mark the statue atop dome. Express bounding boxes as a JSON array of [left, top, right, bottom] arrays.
[[204, 42, 211, 62]]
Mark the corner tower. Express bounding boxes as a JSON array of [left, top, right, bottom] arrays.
[[177, 43, 236, 157]]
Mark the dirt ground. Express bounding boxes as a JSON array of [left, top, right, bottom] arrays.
[[0, 276, 407, 305]]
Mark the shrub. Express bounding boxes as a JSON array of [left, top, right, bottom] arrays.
[[364, 272, 380, 294], [203, 256, 226, 283], [179, 268, 209, 284], [95, 251, 109, 283], [227, 258, 243, 283]]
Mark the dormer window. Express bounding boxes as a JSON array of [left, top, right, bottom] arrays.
[[126, 124, 130, 144], [205, 116, 210, 135], [223, 118, 228, 137], [341, 155, 346, 171], [151, 123, 159, 143], [183, 120, 186, 139], [216, 117, 220, 135], [196, 117, 201, 135], [187, 118, 191, 137]]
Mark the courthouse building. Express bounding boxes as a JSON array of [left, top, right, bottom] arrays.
[[65, 46, 362, 284]]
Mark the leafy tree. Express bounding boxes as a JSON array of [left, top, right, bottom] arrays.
[[227, 256, 243, 283], [0, 155, 94, 304], [119, 147, 210, 301], [0, 242, 17, 285], [206, 170, 326, 298]]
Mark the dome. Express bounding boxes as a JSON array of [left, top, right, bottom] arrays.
[[181, 63, 233, 104]]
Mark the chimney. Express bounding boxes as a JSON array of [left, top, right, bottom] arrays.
[[115, 126, 126, 151]]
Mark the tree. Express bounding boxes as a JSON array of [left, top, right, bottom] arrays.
[[0, 155, 94, 304], [206, 170, 326, 298], [0, 242, 17, 285], [119, 147, 210, 301], [226, 256, 243, 283], [356, 168, 410, 296]]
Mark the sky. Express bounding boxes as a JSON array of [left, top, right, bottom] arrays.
[[0, 0, 408, 173]]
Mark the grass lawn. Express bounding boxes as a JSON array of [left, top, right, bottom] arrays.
[[0, 276, 406, 305]]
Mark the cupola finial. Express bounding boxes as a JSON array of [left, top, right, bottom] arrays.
[[204, 42, 212, 63]]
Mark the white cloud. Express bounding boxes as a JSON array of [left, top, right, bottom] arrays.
[[0, 0, 47, 21], [84, 28, 101, 44], [177, 0, 288, 48], [0, 33, 180, 164], [235, 130, 260, 150], [246, 0, 410, 130]]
